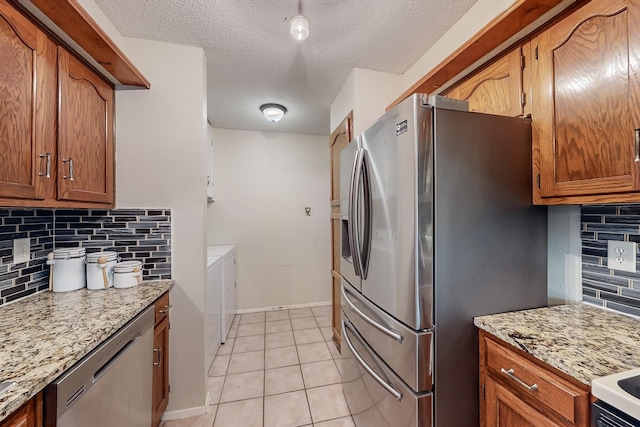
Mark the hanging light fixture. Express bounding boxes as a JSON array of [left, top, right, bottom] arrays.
[[260, 103, 287, 122], [290, 15, 309, 40]]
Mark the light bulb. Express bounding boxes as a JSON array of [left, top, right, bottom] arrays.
[[290, 15, 309, 41]]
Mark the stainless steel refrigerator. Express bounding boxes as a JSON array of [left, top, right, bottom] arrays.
[[339, 94, 547, 427]]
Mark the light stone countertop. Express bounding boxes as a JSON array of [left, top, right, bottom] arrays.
[[0, 280, 173, 422], [475, 303, 640, 386]]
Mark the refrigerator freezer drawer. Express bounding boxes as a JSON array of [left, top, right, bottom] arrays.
[[342, 279, 432, 392], [341, 317, 432, 427]]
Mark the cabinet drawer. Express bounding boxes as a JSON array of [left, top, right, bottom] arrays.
[[485, 338, 588, 424], [154, 292, 171, 325]]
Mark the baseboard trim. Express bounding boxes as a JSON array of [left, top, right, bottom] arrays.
[[234, 300, 331, 315], [161, 398, 210, 421]]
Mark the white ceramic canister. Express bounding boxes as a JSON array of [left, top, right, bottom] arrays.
[[85, 251, 119, 290], [113, 260, 143, 288], [47, 248, 87, 292]]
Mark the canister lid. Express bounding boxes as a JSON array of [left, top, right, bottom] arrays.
[[113, 260, 142, 273], [52, 248, 86, 260], [86, 251, 118, 263]]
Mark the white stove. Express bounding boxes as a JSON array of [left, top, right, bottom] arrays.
[[592, 367, 640, 426]]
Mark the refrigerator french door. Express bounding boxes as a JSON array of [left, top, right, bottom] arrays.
[[340, 94, 547, 427]]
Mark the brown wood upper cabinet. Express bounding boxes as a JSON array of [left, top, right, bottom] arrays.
[[57, 47, 114, 204], [533, 0, 640, 201], [444, 46, 527, 117], [0, 0, 56, 201], [0, 0, 115, 207]]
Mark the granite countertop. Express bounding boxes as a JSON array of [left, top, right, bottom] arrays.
[[475, 303, 640, 386], [0, 280, 173, 422]]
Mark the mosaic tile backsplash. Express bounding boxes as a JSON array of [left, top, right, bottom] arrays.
[[582, 204, 640, 317], [0, 208, 171, 306]]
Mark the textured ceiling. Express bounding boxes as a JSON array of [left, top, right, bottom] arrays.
[[95, 0, 477, 135]]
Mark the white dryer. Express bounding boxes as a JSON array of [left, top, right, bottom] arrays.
[[205, 256, 222, 371], [206, 245, 237, 343]]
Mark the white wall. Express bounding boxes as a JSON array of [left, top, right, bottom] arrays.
[[77, 1, 209, 412], [548, 205, 582, 304], [207, 128, 331, 310], [401, 0, 516, 93], [329, 68, 402, 136], [114, 39, 208, 413], [352, 69, 403, 135], [330, 70, 355, 133]]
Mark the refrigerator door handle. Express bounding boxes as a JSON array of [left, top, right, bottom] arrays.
[[342, 285, 403, 343], [350, 148, 365, 277], [342, 319, 402, 401], [359, 148, 372, 280]]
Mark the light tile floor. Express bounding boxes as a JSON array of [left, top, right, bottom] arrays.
[[162, 305, 354, 427]]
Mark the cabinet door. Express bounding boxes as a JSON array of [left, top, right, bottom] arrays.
[[0, 393, 41, 427], [533, 0, 640, 198], [329, 113, 352, 349], [445, 47, 524, 117], [0, 1, 56, 200], [57, 47, 114, 204], [152, 316, 169, 427], [485, 377, 559, 427]]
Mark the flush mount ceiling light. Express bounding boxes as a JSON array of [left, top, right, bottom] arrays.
[[290, 15, 309, 40], [260, 103, 287, 123]]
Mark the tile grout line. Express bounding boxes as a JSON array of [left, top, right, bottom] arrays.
[[207, 309, 350, 427]]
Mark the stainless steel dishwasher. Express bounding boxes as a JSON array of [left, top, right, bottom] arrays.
[[44, 306, 154, 427]]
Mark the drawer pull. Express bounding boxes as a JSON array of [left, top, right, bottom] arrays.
[[636, 129, 640, 162], [501, 368, 539, 392], [153, 348, 162, 367], [342, 286, 402, 343], [38, 153, 51, 178], [158, 304, 172, 314], [62, 158, 74, 181]]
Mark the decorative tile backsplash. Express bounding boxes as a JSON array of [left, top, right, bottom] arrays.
[[0, 208, 171, 306], [0, 210, 54, 305], [582, 204, 640, 317]]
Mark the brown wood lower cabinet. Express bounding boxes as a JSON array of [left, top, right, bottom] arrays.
[[152, 293, 170, 427], [480, 330, 589, 427], [0, 393, 42, 427], [486, 376, 561, 426]]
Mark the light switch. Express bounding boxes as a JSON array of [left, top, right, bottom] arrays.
[[607, 240, 637, 273], [13, 238, 30, 264]]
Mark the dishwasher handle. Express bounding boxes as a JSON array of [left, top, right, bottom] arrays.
[[93, 334, 142, 383]]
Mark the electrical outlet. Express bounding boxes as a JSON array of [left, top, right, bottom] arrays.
[[607, 240, 637, 273], [13, 238, 30, 264]]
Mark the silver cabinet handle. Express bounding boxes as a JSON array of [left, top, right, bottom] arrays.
[[158, 304, 172, 314], [38, 153, 51, 178], [342, 320, 402, 401], [342, 286, 403, 343], [62, 158, 74, 181], [635, 129, 640, 162], [153, 347, 162, 367], [500, 368, 538, 392]]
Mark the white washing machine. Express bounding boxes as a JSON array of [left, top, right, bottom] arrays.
[[205, 256, 222, 371], [206, 245, 236, 343]]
